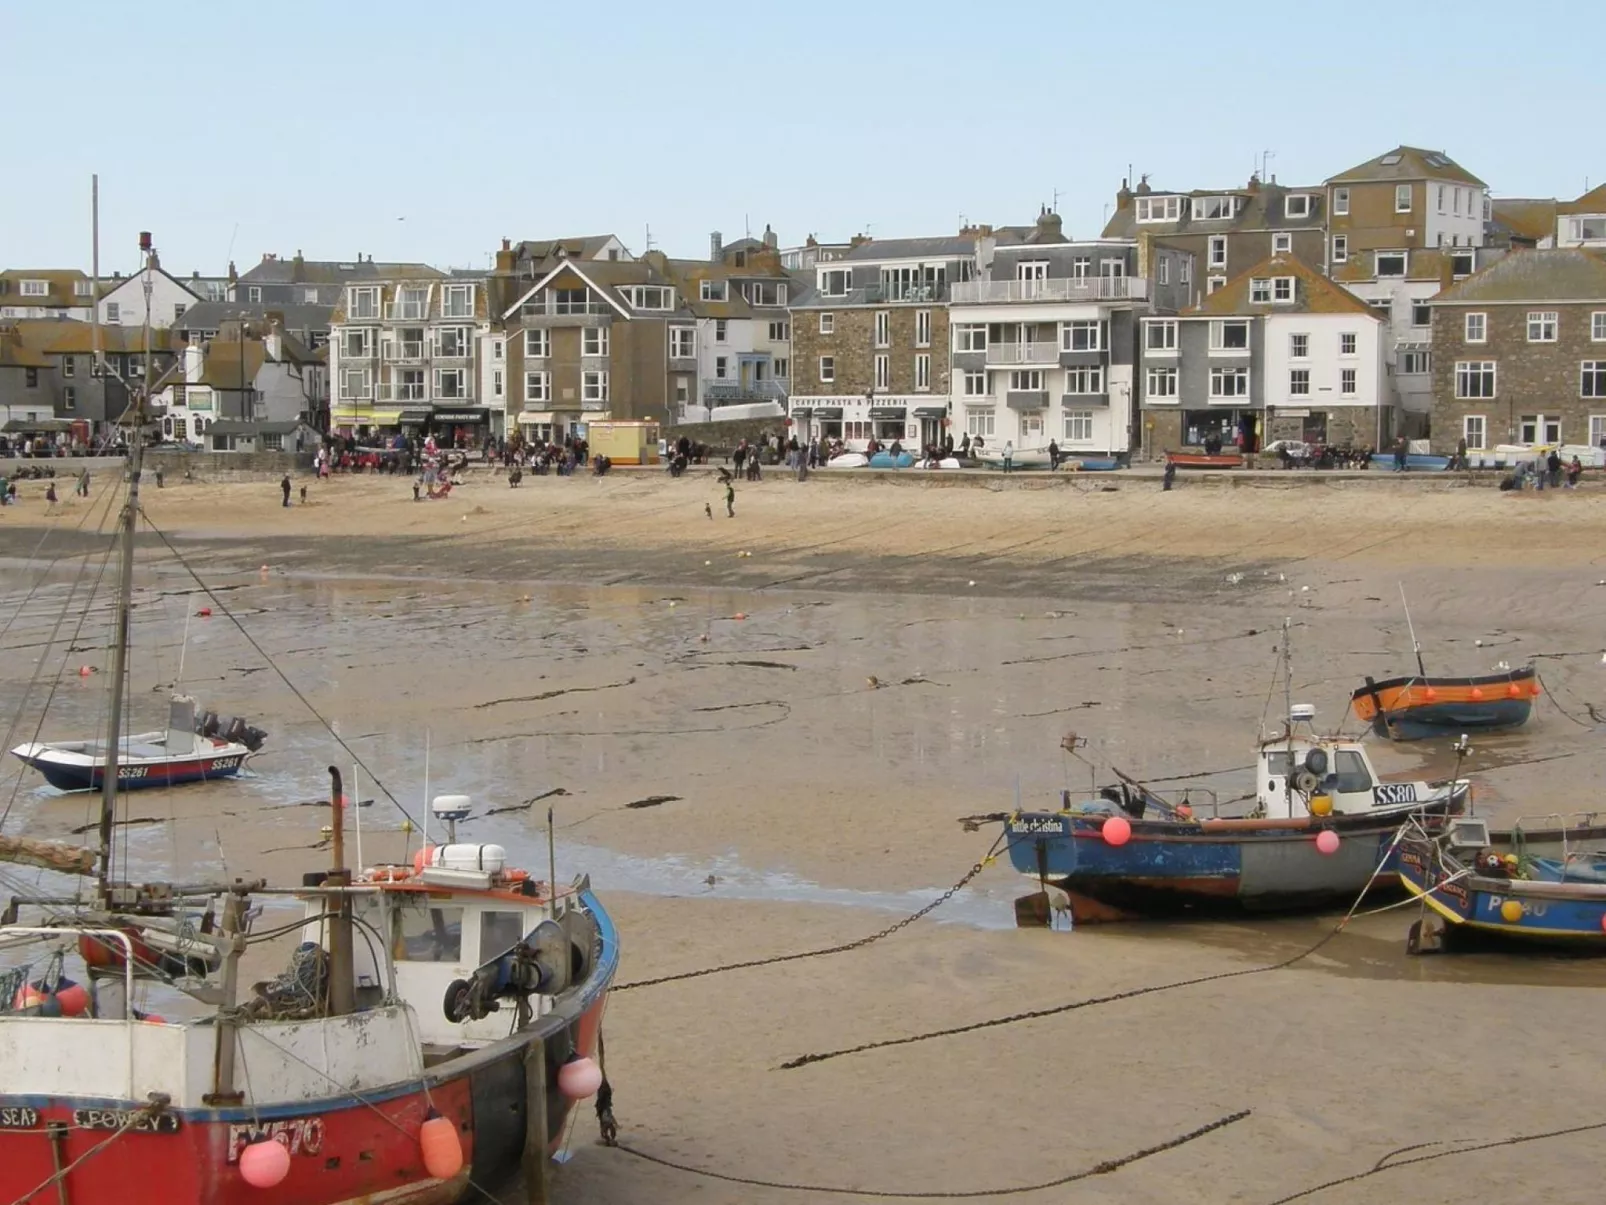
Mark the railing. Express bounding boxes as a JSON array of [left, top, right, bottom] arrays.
[[383, 301, 429, 321], [580, 398, 608, 411], [384, 344, 425, 362], [432, 344, 472, 360], [702, 379, 788, 402], [950, 277, 1149, 304], [815, 281, 949, 305], [520, 300, 614, 319], [987, 341, 1060, 364]]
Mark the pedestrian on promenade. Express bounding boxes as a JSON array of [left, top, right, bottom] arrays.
[[280, 474, 292, 507]]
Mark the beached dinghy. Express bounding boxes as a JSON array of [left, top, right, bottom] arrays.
[[1350, 667, 1540, 741], [11, 695, 265, 791], [1002, 703, 1470, 924], [975, 446, 1052, 470]]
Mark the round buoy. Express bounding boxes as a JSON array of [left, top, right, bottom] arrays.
[[1598, 913, 1606, 933], [197, 607, 212, 618], [419, 1114, 464, 1179], [1500, 899, 1523, 924], [1315, 829, 1341, 856], [967, 580, 976, 588], [1469, 687, 1484, 702], [1101, 815, 1132, 847], [12, 986, 45, 1011], [1530, 681, 1542, 697], [1175, 804, 1193, 820], [1507, 683, 1522, 699], [1422, 687, 1438, 702], [239, 1138, 291, 1188], [1309, 795, 1333, 817], [78, 665, 91, 678], [54, 981, 90, 1016], [558, 1056, 604, 1100], [733, 612, 747, 621]]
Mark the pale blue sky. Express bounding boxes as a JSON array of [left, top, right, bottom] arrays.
[[3, 0, 1597, 275]]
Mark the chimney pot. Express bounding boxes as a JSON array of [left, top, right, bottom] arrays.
[[710, 231, 723, 263]]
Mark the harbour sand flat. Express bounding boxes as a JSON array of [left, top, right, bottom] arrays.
[[2, 472, 1605, 1203]]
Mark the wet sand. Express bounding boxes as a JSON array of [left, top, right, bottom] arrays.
[[2, 474, 1606, 1203]]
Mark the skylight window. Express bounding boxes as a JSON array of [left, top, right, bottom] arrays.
[[1379, 154, 1403, 165]]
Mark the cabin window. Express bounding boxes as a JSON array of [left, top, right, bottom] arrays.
[[1332, 750, 1373, 793], [395, 901, 463, 963], [479, 910, 526, 964]]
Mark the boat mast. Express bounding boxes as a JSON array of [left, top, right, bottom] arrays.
[[325, 766, 356, 1017], [1398, 582, 1428, 678], [95, 231, 155, 900]]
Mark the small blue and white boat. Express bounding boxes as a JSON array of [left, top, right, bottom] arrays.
[[1370, 453, 1450, 471], [1397, 815, 1606, 951], [1004, 704, 1470, 924]]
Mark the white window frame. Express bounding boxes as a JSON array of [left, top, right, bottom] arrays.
[[19, 279, 48, 297], [1062, 320, 1103, 353], [819, 312, 834, 335], [340, 367, 372, 400], [1289, 368, 1310, 397], [669, 326, 696, 359], [1582, 361, 1606, 399], [1331, 235, 1348, 264], [1146, 366, 1178, 399], [1333, 187, 1349, 216], [1207, 236, 1227, 269], [914, 353, 931, 392], [818, 356, 835, 384], [1207, 276, 1226, 294], [341, 327, 372, 358], [1008, 370, 1044, 392], [1210, 367, 1249, 398], [1527, 311, 1558, 343], [1591, 415, 1606, 447], [1519, 414, 1561, 445], [954, 324, 988, 353], [1285, 194, 1312, 219], [1145, 320, 1178, 353], [1401, 350, 1431, 375], [1375, 250, 1407, 277], [915, 310, 931, 348], [1463, 414, 1487, 450], [105, 301, 121, 324], [1250, 278, 1272, 304], [432, 367, 468, 400], [1465, 313, 1487, 343], [396, 369, 426, 401], [961, 370, 987, 397], [1340, 368, 1357, 397], [1273, 277, 1294, 302], [525, 371, 550, 403], [1064, 365, 1104, 395], [442, 283, 474, 319], [1209, 320, 1250, 352], [767, 320, 790, 342], [433, 326, 471, 359], [347, 286, 378, 319], [1135, 195, 1182, 223], [966, 408, 995, 438], [1191, 195, 1238, 221], [1064, 410, 1095, 441], [582, 370, 610, 403], [874, 353, 890, 390], [874, 311, 890, 348], [1395, 183, 1413, 213], [1289, 333, 1309, 359], [582, 326, 610, 356], [1592, 312, 1606, 342], [699, 279, 727, 302], [1411, 302, 1432, 328], [524, 329, 550, 358], [1158, 259, 1170, 285], [1455, 360, 1497, 399], [1272, 233, 1292, 255], [714, 319, 727, 343]]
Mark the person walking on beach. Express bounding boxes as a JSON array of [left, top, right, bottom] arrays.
[[1048, 439, 1061, 471], [45, 481, 58, 514], [1002, 440, 1014, 473], [725, 482, 735, 518], [1567, 455, 1583, 489], [76, 468, 90, 497], [1546, 448, 1563, 489], [280, 474, 292, 507]]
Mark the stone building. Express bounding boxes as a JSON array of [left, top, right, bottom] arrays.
[[1428, 249, 1606, 454]]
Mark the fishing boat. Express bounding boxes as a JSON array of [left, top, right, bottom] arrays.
[[0, 233, 619, 1205], [1003, 704, 1470, 924], [1164, 451, 1242, 469], [1350, 587, 1540, 741], [1350, 667, 1540, 741], [11, 697, 266, 790], [1397, 814, 1606, 951]]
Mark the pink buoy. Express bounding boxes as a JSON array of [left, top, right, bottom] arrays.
[[54, 982, 90, 1016], [1101, 815, 1132, 847], [78, 665, 92, 678], [413, 846, 434, 875], [558, 1056, 604, 1100], [1599, 913, 1606, 933], [239, 1138, 291, 1188], [197, 607, 212, 618], [419, 1114, 464, 1179], [1315, 829, 1341, 856]]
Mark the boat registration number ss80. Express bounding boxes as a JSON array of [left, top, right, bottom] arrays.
[[1372, 783, 1418, 805]]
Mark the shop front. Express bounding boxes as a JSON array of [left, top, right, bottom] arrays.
[[790, 396, 931, 450], [429, 407, 489, 449], [1183, 407, 1261, 453], [914, 404, 948, 453]]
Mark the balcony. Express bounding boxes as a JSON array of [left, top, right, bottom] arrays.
[[384, 302, 430, 322], [384, 343, 425, 364], [1061, 392, 1109, 407], [1006, 391, 1049, 410], [987, 341, 1059, 365], [950, 277, 1149, 305], [702, 379, 788, 404], [815, 281, 949, 306], [520, 299, 615, 325]]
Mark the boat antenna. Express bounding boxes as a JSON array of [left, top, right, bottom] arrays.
[[95, 230, 155, 900], [421, 727, 431, 852], [1398, 582, 1427, 677], [1280, 617, 1295, 819], [175, 603, 193, 691]]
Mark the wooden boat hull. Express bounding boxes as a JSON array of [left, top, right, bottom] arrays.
[[1350, 668, 1539, 741], [1165, 452, 1242, 469], [1398, 832, 1606, 947], [1006, 802, 1463, 923], [0, 891, 618, 1205]]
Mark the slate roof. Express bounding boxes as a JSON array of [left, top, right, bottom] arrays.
[[1331, 247, 1507, 285], [1326, 146, 1486, 188], [513, 236, 620, 262], [0, 269, 92, 311], [1187, 254, 1375, 317], [198, 341, 267, 389], [238, 257, 443, 286], [841, 236, 985, 261], [174, 300, 333, 335], [1429, 249, 1606, 305], [1101, 182, 1325, 239], [1491, 198, 1559, 243], [1559, 184, 1606, 215], [12, 320, 171, 356]]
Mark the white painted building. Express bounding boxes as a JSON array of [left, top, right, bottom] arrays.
[[98, 262, 204, 329]]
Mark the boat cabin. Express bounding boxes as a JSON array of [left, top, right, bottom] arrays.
[[1255, 705, 1439, 820]]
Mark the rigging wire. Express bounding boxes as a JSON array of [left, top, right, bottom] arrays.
[[136, 515, 419, 829]]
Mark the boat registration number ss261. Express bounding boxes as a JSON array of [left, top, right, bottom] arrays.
[[1373, 783, 1418, 805], [1007, 816, 1070, 836]]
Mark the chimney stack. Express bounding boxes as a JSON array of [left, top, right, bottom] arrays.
[[762, 223, 777, 249], [709, 231, 723, 263]]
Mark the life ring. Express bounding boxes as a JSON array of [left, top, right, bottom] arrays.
[[366, 865, 413, 883], [500, 868, 530, 884]]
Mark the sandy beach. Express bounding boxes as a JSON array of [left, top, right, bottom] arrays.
[[3, 470, 1606, 1204]]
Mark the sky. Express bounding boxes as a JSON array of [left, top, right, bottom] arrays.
[[2, 0, 1598, 276]]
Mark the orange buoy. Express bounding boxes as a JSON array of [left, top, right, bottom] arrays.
[[419, 1114, 464, 1179], [1530, 681, 1542, 697], [1469, 687, 1484, 701], [1422, 687, 1438, 702], [733, 612, 747, 621], [1507, 683, 1522, 699], [413, 846, 434, 875]]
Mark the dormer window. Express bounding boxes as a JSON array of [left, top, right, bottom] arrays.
[[1274, 277, 1294, 302], [19, 280, 48, 297], [1135, 195, 1182, 223], [74, 280, 93, 297], [819, 269, 850, 297], [1285, 194, 1312, 219], [1250, 278, 1272, 303], [1451, 251, 1475, 278], [1191, 196, 1238, 221], [1375, 251, 1408, 278], [700, 280, 727, 302], [626, 285, 674, 310]]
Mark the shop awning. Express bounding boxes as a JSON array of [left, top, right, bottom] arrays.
[[434, 409, 488, 424], [912, 406, 947, 418], [869, 406, 907, 420], [518, 411, 555, 424], [813, 407, 843, 419], [367, 410, 402, 426], [397, 408, 432, 423], [789, 407, 814, 417], [2, 418, 74, 433]]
